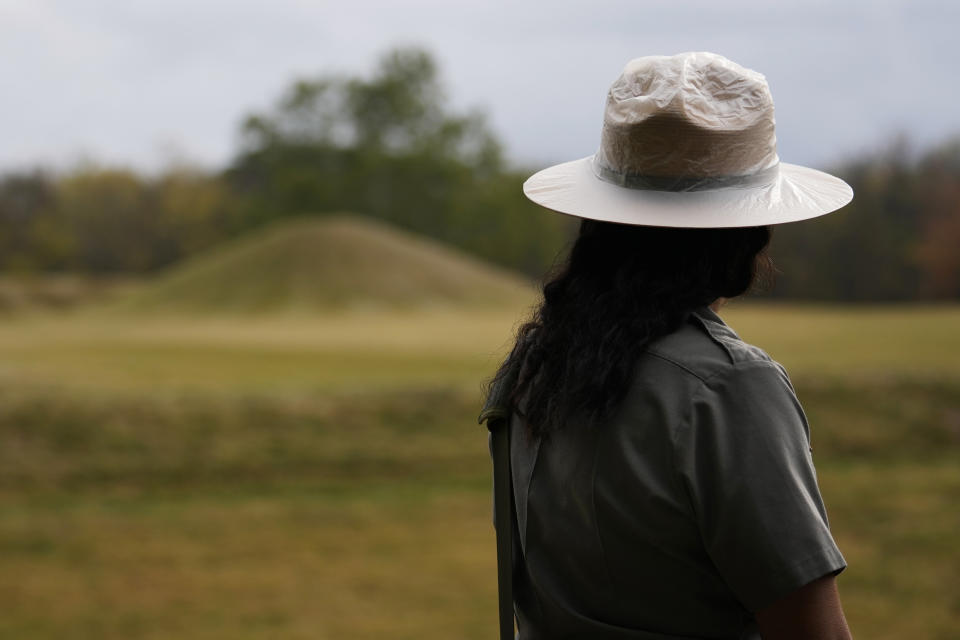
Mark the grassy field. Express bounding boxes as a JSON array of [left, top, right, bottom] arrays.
[[1, 303, 958, 639], [114, 216, 533, 315]]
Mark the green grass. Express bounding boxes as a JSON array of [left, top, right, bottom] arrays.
[[0, 484, 499, 640], [0, 309, 523, 395], [113, 215, 534, 314], [3, 303, 959, 397], [0, 304, 958, 639], [723, 302, 960, 379]]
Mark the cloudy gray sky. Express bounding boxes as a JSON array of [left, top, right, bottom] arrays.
[[2, 0, 958, 173]]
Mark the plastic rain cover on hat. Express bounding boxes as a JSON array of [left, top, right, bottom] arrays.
[[523, 52, 853, 228]]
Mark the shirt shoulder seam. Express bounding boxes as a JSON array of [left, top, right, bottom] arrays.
[[646, 348, 782, 386], [644, 350, 712, 382]]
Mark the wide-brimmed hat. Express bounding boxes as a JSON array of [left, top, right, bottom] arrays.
[[523, 52, 853, 228]]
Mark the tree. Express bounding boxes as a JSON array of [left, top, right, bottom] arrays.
[[0, 170, 63, 271], [227, 46, 570, 277], [915, 140, 960, 298], [239, 48, 501, 170], [768, 139, 935, 301]]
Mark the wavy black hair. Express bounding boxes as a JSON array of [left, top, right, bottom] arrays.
[[491, 219, 773, 439]]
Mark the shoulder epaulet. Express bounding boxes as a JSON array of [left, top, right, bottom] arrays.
[[690, 307, 772, 365]]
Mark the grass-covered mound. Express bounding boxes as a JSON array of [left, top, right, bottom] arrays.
[[118, 215, 534, 313]]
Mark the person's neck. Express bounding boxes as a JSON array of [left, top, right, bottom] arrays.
[[709, 298, 726, 313]]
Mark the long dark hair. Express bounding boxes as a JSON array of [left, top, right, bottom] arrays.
[[492, 219, 772, 439]]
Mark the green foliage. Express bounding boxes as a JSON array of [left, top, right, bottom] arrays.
[[227, 46, 572, 277], [0, 167, 238, 274], [0, 170, 61, 271], [57, 168, 159, 272], [769, 137, 960, 300], [238, 48, 501, 171], [1, 45, 958, 299]]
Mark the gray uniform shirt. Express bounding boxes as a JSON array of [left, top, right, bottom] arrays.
[[495, 307, 846, 639]]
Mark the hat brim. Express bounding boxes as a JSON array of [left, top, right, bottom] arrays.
[[523, 156, 853, 228]]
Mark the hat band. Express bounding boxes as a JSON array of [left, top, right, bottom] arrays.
[[592, 156, 780, 192]]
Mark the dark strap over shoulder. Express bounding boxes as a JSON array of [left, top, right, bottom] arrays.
[[479, 362, 521, 640], [479, 355, 521, 424]]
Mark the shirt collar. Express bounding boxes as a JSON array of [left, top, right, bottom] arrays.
[[691, 305, 743, 341]]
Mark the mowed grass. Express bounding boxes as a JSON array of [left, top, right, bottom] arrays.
[[114, 216, 534, 314], [0, 304, 958, 639], [0, 309, 526, 395], [0, 483, 499, 640], [2, 302, 959, 396], [723, 302, 960, 379]]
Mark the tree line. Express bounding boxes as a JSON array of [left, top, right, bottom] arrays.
[[1, 47, 958, 301], [767, 139, 960, 301]]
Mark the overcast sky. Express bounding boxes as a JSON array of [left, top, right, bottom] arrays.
[[2, 0, 958, 174]]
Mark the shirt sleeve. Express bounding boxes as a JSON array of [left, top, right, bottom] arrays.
[[674, 360, 846, 613]]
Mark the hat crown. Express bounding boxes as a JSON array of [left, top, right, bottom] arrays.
[[595, 52, 780, 186]]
